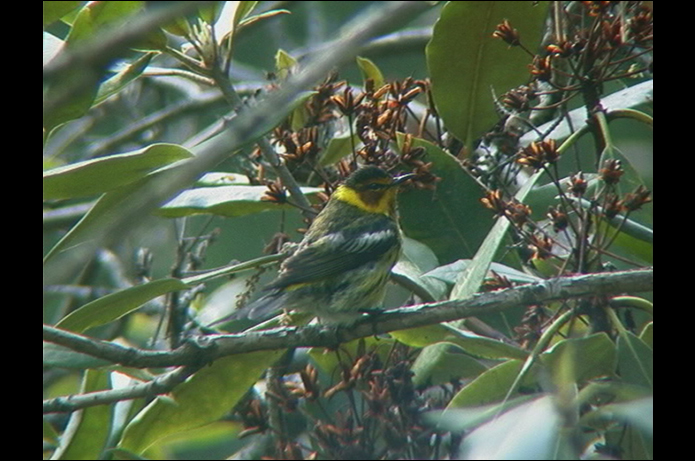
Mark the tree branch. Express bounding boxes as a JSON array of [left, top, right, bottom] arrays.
[[43, 365, 200, 414], [45, 268, 652, 367], [43, 267, 652, 413]]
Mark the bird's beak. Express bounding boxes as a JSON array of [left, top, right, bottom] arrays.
[[392, 172, 416, 186]]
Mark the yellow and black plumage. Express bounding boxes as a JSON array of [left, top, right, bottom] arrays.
[[219, 166, 413, 325]]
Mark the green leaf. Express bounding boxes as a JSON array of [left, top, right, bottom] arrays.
[[51, 370, 112, 460], [424, 260, 542, 285], [426, 1, 549, 147], [448, 359, 528, 408], [319, 132, 360, 166], [56, 278, 188, 333], [356, 56, 386, 89], [275, 49, 299, 79], [44, 178, 145, 263], [392, 237, 447, 302], [592, 397, 653, 435], [411, 342, 488, 387], [43, 143, 193, 200], [449, 169, 544, 301], [119, 350, 284, 454], [393, 323, 527, 360], [237, 9, 290, 29], [66, 1, 144, 45], [396, 134, 491, 263], [617, 331, 653, 389], [541, 333, 617, 383], [157, 185, 322, 218], [213, 1, 250, 45], [43, 80, 99, 136], [458, 396, 562, 460], [233, 1, 260, 27], [43, 1, 84, 28], [640, 321, 653, 348], [94, 53, 155, 105], [519, 80, 653, 147]]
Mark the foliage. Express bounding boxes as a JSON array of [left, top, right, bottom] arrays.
[[44, 1, 653, 459]]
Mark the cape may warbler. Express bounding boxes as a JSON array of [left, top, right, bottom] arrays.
[[217, 166, 414, 326]]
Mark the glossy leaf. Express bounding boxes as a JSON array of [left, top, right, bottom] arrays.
[[94, 52, 155, 105], [158, 185, 321, 218], [427, 1, 549, 147], [541, 333, 617, 383], [424, 259, 542, 285], [393, 323, 527, 360], [411, 342, 488, 387], [43, 143, 193, 200], [449, 169, 543, 301], [519, 80, 653, 147], [356, 56, 386, 89], [617, 331, 653, 389], [56, 278, 188, 333], [66, 1, 144, 45], [43, 1, 84, 28], [52, 370, 112, 459], [396, 134, 490, 263], [458, 395, 561, 460], [119, 350, 284, 454], [448, 359, 528, 408]]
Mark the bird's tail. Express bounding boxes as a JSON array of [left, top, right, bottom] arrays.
[[206, 292, 285, 328]]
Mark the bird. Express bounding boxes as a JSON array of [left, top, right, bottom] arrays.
[[212, 165, 414, 326]]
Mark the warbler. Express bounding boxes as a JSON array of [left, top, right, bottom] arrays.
[[217, 166, 414, 326]]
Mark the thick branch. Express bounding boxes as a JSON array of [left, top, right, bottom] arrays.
[[45, 268, 652, 368], [43, 268, 652, 413]]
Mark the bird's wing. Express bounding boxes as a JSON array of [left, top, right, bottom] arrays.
[[266, 226, 399, 290]]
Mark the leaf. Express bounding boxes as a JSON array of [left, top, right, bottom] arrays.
[[56, 278, 188, 333], [43, 143, 193, 200], [94, 52, 155, 105], [449, 169, 544, 301], [426, 1, 549, 148], [356, 56, 386, 89], [396, 134, 491, 263], [214, 1, 253, 45], [157, 185, 322, 218], [43, 177, 145, 263], [43, 1, 84, 28], [43, 32, 65, 66], [119, 350, 284, 454], [447, 359, 527, 408], [194, 172, 251, 187], [51, 370, 112, 460], [66, 1, 144, 45], [541, 333, 617, 383], [319, 132, 361, 166], [392, 323, 527, 360], [411, 342, 488, 387], [43, 79, 99, 136], [275, 49, 299, 79], [392, 237, 447, 302], [519, 80, 654, 147], [237, 9, 290, 29], [617, 331, 653, 389], [233, 1, 261, 27], [458, 395, 562, 460], [424, 259, 542, 285]]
